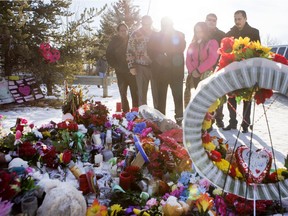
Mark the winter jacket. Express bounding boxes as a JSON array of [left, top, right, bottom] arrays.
[[106, 35, 129, 74], [186, 39, 219, 74], [95, 58, 108, 74], [226, 22, 260, 43], [209, 27, 226, 46], [126, 28, 154, 69], [148, 29, 186, 70]]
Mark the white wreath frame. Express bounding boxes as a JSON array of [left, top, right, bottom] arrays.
[[184, 57, 288, 200]]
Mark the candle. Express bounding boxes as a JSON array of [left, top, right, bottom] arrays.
[[94, 154, 103, 164], [119, 171, 131, 190], [78, 174, 90, 195], [116, 102, 122, 112]]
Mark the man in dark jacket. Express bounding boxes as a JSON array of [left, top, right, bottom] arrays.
[[205, 13, 226, 129], [106, 23, 138, 112], [148, 17, 186, 126], [223, 10, 261, 133]]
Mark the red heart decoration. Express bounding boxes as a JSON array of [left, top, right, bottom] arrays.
[[18, 86, 31, 96], [235, 146, 272, 183], [49, 49, 60, 63]]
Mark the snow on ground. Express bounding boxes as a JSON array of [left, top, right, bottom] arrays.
[[1, 82, 288, 167]]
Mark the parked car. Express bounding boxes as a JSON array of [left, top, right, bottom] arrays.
[[270, 45, 288, 59]]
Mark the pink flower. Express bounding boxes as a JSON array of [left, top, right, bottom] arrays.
[[146, 198, 158, 208], [15, 130, 22, 140]]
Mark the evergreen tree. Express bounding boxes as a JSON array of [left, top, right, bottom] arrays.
[[0, 0, 105, 95], [97, 0, 141, 58]]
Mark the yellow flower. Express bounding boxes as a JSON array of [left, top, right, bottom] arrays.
[[133, 209, 150, 216], [41, 131, 51, 137], [188, 184, 201, 200], [233, 37, 250, 51], [215, 159, 230, 173], [207, 99, 220, 113], [86, 199, 108, 216], [195, 193, 214, 214], [277, 168, 287, 181], [250, 40, 271, 56], [59, 153, 63, 163], [202, 120, 212, 130], [203, 142, 216, 151], [212, 188, 223, 196], [235, 167, 244, 179], [110, 204, 122, 215]]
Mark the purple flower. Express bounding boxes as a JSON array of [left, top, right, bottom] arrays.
[[215, 195, 227, 216], [0, 198, 13, 216], [126, 111, 138, 121], [133, 122, 146, 134], [178, 171, 192, 185]]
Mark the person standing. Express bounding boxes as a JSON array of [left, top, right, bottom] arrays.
[[205, 13, 226, 128], [148, 16, 186, 125], [106, 22, 138, 112], [223, 10, 261, 133], [126, 15, 158, 108], [96, 56, 108, 78], [184, 22, 219, 108]]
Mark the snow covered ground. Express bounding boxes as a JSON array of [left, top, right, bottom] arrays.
[[1, 81, 288, 168]]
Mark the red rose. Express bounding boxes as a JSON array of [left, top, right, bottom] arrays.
[[131, 107, 139, 112], [19, 141, 37, 160], [68, 122, 78, 132], [57, 121, 67, 130], [217, 53, 236, 71], [62, 150, 72, 164], [273, 53, 288, 65], [219, 37, 235, 54], [202, 131, 211, 143], [254, 88, 273, 105], [209, 150, 222, 162]]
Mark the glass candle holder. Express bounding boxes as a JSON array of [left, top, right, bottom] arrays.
[[21, 196, 38, 216]]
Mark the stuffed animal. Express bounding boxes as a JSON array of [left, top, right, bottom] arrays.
[[162, 196, 189, 216], [37, 179, 87, 216]]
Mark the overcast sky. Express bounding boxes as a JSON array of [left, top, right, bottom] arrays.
[[71, 0, 288, 45]]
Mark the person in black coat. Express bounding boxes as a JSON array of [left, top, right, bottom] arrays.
[[148, 17, 186, 125], [223, 10, 261, 133], [106, 23, 138, 112]]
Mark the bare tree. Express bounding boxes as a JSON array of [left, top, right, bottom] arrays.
[[262, 34, 281, 46]]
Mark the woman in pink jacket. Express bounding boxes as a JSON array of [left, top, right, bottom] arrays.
[[184, 22, 219, 108]]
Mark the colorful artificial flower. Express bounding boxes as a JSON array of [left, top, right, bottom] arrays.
[[0, 198, 13, 216], [60, 149, 72, 164], [195, 193, 214, 215], [207, 99, 220, 113], [0, 170, 21, 201], [254, 88, 273, 105], [86, 199, 107, 216], [209, 150, 222, 162], [110, 204, 123, 215]]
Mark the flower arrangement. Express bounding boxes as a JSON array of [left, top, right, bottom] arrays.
[[75, 101, 110, 130], [0, 170, 21, 201], [217, 36, 287, 103]]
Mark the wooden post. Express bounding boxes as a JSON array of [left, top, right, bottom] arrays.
[[102, 76, 108, 97]]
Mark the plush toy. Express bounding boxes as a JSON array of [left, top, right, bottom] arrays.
[[162, 196, 189, 216], [37, 179, 87, 216], [8, 157, 28, 175]]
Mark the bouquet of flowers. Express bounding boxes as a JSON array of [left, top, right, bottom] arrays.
[[217, 36, 287, 103]]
